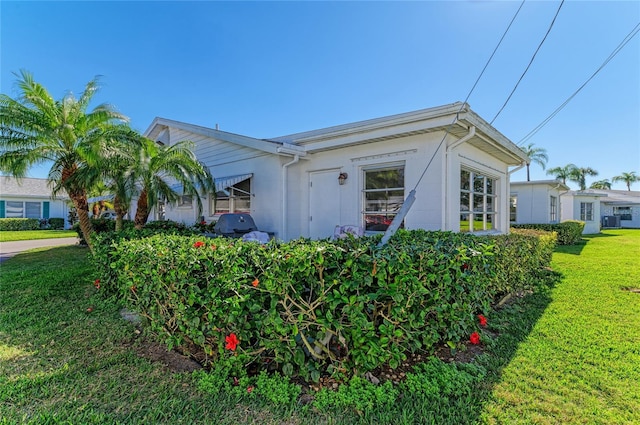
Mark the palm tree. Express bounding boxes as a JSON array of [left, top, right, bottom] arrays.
[[0, 71, 136, 251], [589, 179, 611, 190], [131, 138, 215, 229], [569, 167, 599, 191], [546, 164, 577, 185], [612, 171, 640, 191], [520, 142, 548, 181]]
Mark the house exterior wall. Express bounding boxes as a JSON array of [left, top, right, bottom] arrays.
[[561, 193, 602, 234], [159, 127, 284, 236], [509, 182, 565, 224]]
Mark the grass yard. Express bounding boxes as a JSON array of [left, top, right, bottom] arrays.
[[0, 230, 77, 242], [480, 229, 640, 424], [0, 230, 638, 424]]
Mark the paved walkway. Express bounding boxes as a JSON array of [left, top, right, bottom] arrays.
[[0, 237, 80, 263]]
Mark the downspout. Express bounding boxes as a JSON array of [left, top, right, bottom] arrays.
[[281, 155, 300, 241], [443, 126, 476, 231]]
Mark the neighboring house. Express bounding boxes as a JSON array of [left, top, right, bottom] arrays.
[[0, 176, 70, 227], [144, 102, 529, 240], [510, 180, 570, 224], [599, 189, 640, 229], [559, 189, 640, 233], [560, 190, 607, 234]]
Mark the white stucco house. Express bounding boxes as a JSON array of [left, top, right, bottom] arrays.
[[559, 190, 607, 234], [144, 102, 529, 240], [510, 180, 570, 225], [559, 189, 640, 230], [0, 176, 70, 227]]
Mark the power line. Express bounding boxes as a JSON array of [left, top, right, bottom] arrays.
[[414, 0, 526, 191], [519, 21, 640, 145], [490, 0, 565, 125]]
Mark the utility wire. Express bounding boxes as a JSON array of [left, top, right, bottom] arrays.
[[414, 0, 526, 190], [490, 0, 565, 125], [519, 21, 640, 145]]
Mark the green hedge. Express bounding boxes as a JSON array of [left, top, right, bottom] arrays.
[[511, 221, 584, 245], [92, 229, 556, 380], [0, 218, 40, 231], [48, 218, 65, 230]]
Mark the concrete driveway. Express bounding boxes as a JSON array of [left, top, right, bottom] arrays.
[[0, 237, 80, 263]]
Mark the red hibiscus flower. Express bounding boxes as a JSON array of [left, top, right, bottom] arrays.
[[470, 332, 480, 345], [247, 386, 254, 393], [252, 278, 259, 287], [225, 333, 239, 351], [94, 279, 100, 289], [193, 241, 205, 248], [478, 314, 487, 327]]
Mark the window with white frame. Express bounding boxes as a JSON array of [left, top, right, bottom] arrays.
[[510, 195, 517, 223], [211, 178, 251, 215], [362, 164, 404, 232], [580, 202, 594, 221], [460, 169, 497, 232], [550, 196, 558, 222], [613, 206, 632, 221], [3, 201, 42, 218]]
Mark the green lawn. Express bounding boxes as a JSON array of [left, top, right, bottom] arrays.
[[480, 229, 640, 424], [0, 230, 77, 242], [0, 230, 638, 424]]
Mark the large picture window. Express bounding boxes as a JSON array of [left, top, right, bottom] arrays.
[[363, 165, 404, 232], [580, 202, 594, 221], [212, 178, 251, 215], [460, 169, 497, 232]]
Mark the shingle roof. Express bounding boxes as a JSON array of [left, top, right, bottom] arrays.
[[0, 176, 68, 199]]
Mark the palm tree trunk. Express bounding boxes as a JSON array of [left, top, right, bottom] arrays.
[[71, 190, 94, 252], [114, 195, 126, 232], [134, 189, 149, 230], [526, 164, 531, 182]]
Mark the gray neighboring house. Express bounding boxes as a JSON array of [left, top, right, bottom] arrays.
[[0, 177, 70, 228], [593, 189, 640, 229]]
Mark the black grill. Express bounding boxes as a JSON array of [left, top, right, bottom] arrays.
[[213, 213, 258, 238]]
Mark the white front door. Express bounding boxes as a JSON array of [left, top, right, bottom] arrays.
[[309, 169, 341, 239]]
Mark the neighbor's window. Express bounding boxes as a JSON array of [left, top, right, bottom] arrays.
[[510, 195, 517, 223], [550, 196, 558, 222], [613, 206, 632, 221], [580, 202, 594, 221], [5, 201, 24, 218], [363, 165, 405, 232], [3, 201, 42, 219], [460, 169, 497, 232], [212, 179, 251, 215]]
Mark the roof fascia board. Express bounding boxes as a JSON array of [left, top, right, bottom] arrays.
[[144, 117, 283, 155], [461, 110, 529, 164]]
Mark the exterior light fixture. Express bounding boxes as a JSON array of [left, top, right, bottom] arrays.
[[338, 172, 348, 185]]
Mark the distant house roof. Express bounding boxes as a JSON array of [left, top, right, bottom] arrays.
[[584, 189, 640, 205], [0, 176, 68, 199]]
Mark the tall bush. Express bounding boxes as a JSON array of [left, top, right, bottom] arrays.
[[0, 218, 40, 231]]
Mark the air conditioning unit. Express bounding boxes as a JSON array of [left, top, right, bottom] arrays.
[[602, 216, 620, 228]]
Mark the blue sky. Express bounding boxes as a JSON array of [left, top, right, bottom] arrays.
[[1, 1, 639, 189]]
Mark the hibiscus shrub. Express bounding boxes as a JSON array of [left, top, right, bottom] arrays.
[[92, 228, 556, 380]]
